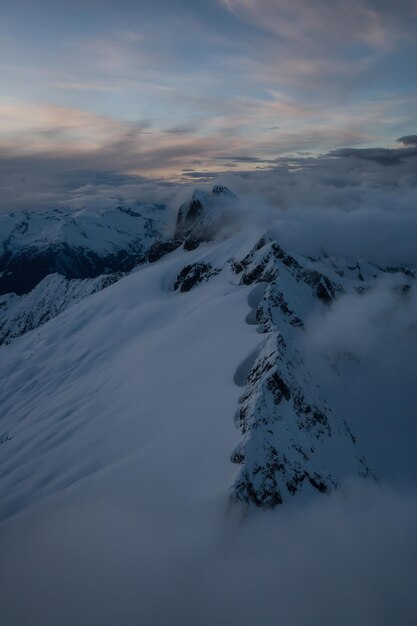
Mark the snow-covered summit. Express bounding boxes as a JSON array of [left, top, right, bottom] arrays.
[[174, 185, 237, 243]]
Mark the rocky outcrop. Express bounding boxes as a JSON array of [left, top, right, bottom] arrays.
[[173, 262, 221, 292]]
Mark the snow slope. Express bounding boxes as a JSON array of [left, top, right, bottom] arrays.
[[0, 219, 388, 520], [0, 232, 262, 521]]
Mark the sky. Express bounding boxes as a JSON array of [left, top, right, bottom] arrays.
[[1, 0, 417, 205]]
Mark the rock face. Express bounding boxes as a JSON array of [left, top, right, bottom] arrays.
[[173, 263, 221, 293]]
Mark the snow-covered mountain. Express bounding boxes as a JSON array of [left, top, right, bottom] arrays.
[[0, 203, 175, 344], [0, 272, 122, 346], [0, 203, 168, 296], [1, 184, 417, 625], [0, 187, 414, 518], [1, 185, 414, 524]]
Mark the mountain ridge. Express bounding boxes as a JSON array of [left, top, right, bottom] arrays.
[[0, 186, 414, 518]]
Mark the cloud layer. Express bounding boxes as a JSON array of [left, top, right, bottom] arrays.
[[0, 477, 416, 626], [1, 0, 417, 194]]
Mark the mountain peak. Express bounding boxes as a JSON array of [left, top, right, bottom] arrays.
[[174, 185, 237, 242]]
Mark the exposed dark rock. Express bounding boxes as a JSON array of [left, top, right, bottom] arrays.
[[230, 443, 245, 464], [183, 239, 202, 251], [147, 240, 182, 263], [270, 372, 292, 401], [316, 276, 337, 305], [175, 197, 205, 240], [173, 262, 220, 293], [308, 476, 330, 493]]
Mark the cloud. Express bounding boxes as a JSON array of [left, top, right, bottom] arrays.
[[44, 80, 123, 92], [0, 98, 416, 245], [2, 133, 417, 263], [329, 145, 417, 165], [216, 0, 417, 114], [0, 96, 387, 210], [221, 0, 417, 51], [3, 0, 416, 162], [397, 134, 417, 146], [215, 148, 417, 266], [301, 279, 417, 482], [211, 155, 274, 163], [0, 101, 241, 209], [0, 477, 416, 626]]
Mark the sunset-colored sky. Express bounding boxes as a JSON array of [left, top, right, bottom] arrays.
[[1, 0, 416, 187]]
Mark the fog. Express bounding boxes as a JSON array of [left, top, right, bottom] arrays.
[[301, 278, 417, 483], [1, 474, 416, 626], [224, 147, 417, 266]]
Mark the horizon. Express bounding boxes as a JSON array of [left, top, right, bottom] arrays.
[[1, 0, 417, 207]]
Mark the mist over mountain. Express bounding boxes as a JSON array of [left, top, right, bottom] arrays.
[[0, 174, 416, 625]]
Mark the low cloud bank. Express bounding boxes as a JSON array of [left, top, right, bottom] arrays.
[[301, 278, 417, 483], [0, 478, 416, 626], [221, 145, 417, 266]]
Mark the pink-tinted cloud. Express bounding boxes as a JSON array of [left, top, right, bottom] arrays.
[[221, 0, 417, 51]]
